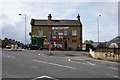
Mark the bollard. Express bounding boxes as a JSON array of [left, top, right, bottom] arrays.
[[11, 44, 14, 50], [14, 44, 18, 50]]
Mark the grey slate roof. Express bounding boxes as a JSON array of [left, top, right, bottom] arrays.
[[31, 19, 82, 26], [109, 36, 120, 43], [108, 36, 120, 48]]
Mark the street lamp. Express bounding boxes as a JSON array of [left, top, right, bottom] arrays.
[[97, 14, 101, 43], [19, 14, 26, 45]]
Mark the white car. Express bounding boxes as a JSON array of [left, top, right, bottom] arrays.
[[6, 45, 11, 49]]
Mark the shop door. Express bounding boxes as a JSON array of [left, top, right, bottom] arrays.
[[65, 40, 67, 49]]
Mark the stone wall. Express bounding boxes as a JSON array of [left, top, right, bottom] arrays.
[[89, 49, 120, 62], [95, 48, 120, 54]]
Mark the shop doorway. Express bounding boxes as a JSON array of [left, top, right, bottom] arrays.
[[64, 40, 67, 49]]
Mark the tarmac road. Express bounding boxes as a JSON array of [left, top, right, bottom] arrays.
[[2, 50, 119, 80]]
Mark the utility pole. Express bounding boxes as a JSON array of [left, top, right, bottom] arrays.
[[97, 15, 101, 43], [19, 14, 26, 45]]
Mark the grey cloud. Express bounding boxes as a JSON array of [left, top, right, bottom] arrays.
[[2, 21, 27, 44], [1, 2, 118, 43]]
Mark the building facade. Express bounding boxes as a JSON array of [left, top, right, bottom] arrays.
[[30, 14, 83, 50]]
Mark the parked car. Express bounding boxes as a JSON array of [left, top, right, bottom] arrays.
[[29, 44, 43, 50], [6, 45, 11, 49], [49, 45, 66, 51]]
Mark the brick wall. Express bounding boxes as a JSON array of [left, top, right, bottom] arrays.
[[32, 26, 82, 50]]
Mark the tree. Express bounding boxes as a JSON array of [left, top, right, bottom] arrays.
[[84, 40, 94, 43], [89, 40, 94, 43]]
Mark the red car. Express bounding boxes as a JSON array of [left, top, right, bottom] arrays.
[[49, 45, 66, 51]]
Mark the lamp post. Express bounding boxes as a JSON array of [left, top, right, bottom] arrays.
[[97, 15, 101, 43], [19, 14, 26, 45]]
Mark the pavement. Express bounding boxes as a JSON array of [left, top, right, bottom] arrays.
[[2, 49, 119, 79], [3, 49, 24, 51], [3, 49, 119, 67], [24, 49, 119, 67]]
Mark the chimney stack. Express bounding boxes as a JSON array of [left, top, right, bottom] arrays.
[[76, 14, 80, 21], [48, 14, 52, 20]]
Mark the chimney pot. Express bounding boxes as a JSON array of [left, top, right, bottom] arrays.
[[76, 14, 80, 20], [48, 14, 52, 20]]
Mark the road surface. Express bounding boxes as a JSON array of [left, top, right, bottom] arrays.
[[2, 50, 119, 80]]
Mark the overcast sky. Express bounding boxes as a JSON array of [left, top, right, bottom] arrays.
[[0, 0, 119, 44]]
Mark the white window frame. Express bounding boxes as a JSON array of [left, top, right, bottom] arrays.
[[54, 30, 58, 36], [72, 29, 77, 36], [38, 30, 43, 36], [64, 30, 68, 36]]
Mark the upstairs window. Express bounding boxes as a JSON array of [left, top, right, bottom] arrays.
[[64, 30, 68, 36], [54, 30, 58, 36], [38, 30, 43, 36], [72, 29, 77, 36]]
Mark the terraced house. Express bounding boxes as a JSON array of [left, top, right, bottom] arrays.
[[30, 14, 83, 50]]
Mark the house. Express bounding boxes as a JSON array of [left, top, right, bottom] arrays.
[[108, 36, 120, 48], [87, 36, 120, 49], [2, 38, 24, 48], [109, 36, 120, 43], [82, 42, 107, 51], [97, 42, 108, 48], [30, 14, 83, 50], [109, 43, 120, 48]]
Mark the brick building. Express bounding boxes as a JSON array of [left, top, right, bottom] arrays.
[[30, 14, 83, 50]]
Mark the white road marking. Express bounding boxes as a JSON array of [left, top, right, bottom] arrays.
[[86, 61, 95, 66], [68, 60, 96, 66], [38, 54, 41, 56], [68, 60, 81, 64], [32, 59, 77, 69], [107, 67, 118, 70], [32, 75, 58, 80], [69, 60, 95, 66], [7, 55, 15, 59], [106, 74, 119, 78], [36, 75, 52, 78]]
